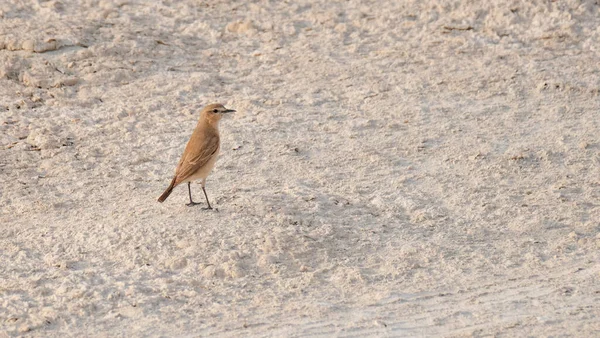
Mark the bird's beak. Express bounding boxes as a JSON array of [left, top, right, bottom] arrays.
[[223, 109, 236, 113]]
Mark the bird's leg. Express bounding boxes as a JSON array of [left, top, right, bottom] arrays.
[[201, 186, 213, 210], [186, 182, 201, 207]]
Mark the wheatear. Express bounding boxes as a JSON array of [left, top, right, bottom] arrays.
[[158, 103, 235, 209]]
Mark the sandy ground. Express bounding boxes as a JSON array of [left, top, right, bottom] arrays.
[[1, 0, 599, 336]]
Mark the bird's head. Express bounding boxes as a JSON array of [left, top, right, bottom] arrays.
[[201, 103, 236, 123]]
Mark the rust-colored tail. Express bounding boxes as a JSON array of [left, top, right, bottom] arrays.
[[158, 177, 177, 202]]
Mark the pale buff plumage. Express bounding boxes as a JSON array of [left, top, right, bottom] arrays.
[[158, 103, 235, 208]]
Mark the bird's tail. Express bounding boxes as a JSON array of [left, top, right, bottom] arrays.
[[158, 177, 177, 203]]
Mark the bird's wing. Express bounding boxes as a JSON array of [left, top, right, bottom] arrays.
[[174, 134, 219, 185]]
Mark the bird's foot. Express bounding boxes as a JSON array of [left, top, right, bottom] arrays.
[[186, 202, 202, 207]]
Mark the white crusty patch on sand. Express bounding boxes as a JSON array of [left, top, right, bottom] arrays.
[[1, 0, 599, 336]]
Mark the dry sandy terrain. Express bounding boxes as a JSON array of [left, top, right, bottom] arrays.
[[1, 0, 599, 336]]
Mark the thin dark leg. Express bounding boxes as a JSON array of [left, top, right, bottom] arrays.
[[186, 182, 201, 207], [202, 186, 213, 210]]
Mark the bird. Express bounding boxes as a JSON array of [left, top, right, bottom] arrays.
[[158, 103, 235, 209]]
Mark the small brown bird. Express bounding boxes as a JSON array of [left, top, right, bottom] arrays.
[[158, 103, 235, 208]]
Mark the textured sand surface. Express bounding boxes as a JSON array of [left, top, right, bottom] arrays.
[[1, 0, 599, 336]]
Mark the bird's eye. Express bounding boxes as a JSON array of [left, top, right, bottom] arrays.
[[212, 109, 218, 113]]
